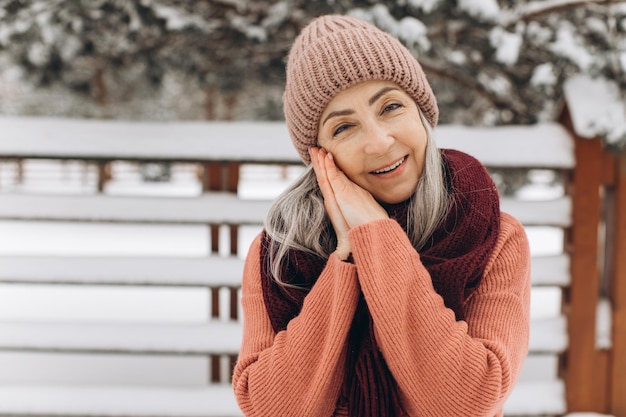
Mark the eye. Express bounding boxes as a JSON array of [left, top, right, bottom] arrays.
[[333, 123, 352, 137], [382, 102, 403, 114]]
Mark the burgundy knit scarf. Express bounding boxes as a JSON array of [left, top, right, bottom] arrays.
[[259, 149, 500, 417]]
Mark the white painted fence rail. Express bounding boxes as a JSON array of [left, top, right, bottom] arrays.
[[0, 116, 575, 417], [0, 193, 571, 226], [0, 116, 574, 167]]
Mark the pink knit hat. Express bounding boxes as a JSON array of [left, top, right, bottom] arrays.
[[283, 14, 439, 165]]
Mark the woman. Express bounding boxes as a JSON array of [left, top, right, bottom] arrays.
[[232, 14, 530, 417]]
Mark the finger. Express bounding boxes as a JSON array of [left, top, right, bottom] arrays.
[[322, 151, 352, 194], [316, 150, 343, 219], [309, 147, 327, 186], [310, 148, 334, 200], [308, 147, 325, 183], [309, 148, 351, 240]]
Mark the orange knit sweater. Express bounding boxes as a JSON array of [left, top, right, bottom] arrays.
[[232, 212, 530, 417]]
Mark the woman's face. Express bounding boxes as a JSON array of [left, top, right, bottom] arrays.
[[317, 80, 428, 205]]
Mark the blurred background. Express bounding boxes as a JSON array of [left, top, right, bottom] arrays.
[[0, 1, 625, 416], [0, 0, 624, 137]]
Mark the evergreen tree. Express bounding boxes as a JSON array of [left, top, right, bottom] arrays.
[[0, 0, 624, 148]]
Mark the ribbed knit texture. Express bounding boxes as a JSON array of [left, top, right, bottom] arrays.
[[233, 214, 531, 416], [283, 15, 439, 164]]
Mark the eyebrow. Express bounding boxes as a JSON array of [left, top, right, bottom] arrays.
[[321, 86, 400, 126], [322, 109, 354, 126], [368, 86, 399, 105]]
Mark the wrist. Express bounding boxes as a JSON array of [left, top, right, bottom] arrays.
[[336, 251, 353, 263], [335, 236, 351, 259]]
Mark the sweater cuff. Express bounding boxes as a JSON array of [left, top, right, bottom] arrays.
[[349, 218, 412, 252], [348, 218, 424, 273], [327, 250, 358, 272]]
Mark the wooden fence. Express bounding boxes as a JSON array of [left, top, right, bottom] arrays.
[[0, 113, 623, 416], [559, 105, 626, 416]]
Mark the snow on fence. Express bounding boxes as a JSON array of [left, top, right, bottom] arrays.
[[0, 114, 624, 417]]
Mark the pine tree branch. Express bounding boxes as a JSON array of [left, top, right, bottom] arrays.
[[500, 0, 626, 28], [208, 0, 248, 12], [418, 58, 527, 115]]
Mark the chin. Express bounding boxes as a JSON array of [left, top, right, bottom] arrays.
[[376, 186, 417, 205], [375, 192, 412, 205]]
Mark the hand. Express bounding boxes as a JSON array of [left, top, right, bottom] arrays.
[[310, 147, 351, 259], [309, 147, 389, 259]]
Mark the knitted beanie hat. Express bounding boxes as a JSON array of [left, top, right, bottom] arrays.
[[283, 14, 439, 164]]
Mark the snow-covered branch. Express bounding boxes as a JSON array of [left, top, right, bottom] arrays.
[[0, 0, 625, 146], [418, 57, 528, 116], [499, 0, 624, 27]]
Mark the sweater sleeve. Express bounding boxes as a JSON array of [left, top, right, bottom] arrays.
[[349, 212, 531, 417], [232, 234, 361, 417]]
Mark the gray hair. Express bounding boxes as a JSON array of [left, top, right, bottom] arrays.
[[264, 111, 449, 287]]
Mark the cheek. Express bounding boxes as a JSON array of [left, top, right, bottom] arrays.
[[412, 129, 428, 158], [321, 141, 348, 166], [318, 136, 336, 154], [330, 153, 350, 173], [414, 145, 427, 173], [330, 152, 361, 181]]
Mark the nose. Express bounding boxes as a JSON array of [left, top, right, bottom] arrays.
[[363, 124, 394, 155]]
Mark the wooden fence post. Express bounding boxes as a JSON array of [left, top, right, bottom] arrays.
[[202, 161, 242, 384], [96, 161, 111, 193], [203, 161, 241, 255], [565, 132, 608, 412], [610, 153, 626, 416]]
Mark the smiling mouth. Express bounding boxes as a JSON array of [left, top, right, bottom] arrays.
[[371, 156, 407, 174]]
